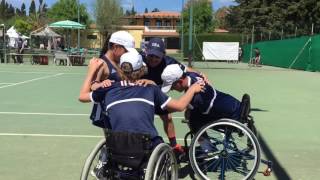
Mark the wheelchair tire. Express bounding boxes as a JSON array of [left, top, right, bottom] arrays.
[[80, 138, 106, 180], [189, 118, 261, 180], [145, 143, 178, 180]]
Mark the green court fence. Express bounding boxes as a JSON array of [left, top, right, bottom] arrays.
[[243, 34, 320, 72]]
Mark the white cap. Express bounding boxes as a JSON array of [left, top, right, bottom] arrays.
[[109, 31, 135, 52], [120, 49, 144, 71], [161, 64, 184, 93]]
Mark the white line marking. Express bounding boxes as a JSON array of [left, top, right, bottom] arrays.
[[0, 73, 64, 89], [0, 83, 14, 85], [0, 133, 102, 138], [0, 70, 84, 75], [0, 112, 88, 116], [0, 71, 54, 74], [0, 111, 184, 119], [0, 133, 188, 141]]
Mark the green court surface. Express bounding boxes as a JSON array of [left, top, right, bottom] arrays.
[[0, 63, 319, 180]]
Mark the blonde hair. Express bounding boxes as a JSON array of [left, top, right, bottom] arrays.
[[120, 62, 147, 81]]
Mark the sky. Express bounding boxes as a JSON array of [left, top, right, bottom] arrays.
[[6, 0, 237, 15]]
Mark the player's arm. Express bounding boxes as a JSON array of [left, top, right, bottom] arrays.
[[165, 82, 205, 112], [90, 60, 111, 91], [79, 59, 103, 102], [169, 56, 209, 83], [186, 66, 209, 84]]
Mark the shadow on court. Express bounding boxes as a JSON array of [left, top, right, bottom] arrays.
[[251, 108, 269, 112], [258, 135, 291, 180]]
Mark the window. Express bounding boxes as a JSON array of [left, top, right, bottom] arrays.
[[156, 20, 162, 27], [144, 20, 150, 26], [164, 20, 171, 27], [87, 35, 97, 40]]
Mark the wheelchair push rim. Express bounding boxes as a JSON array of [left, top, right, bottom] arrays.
[[145, 143, 178, 180], [80, 138, 106, 180], [189, 118, 261, 180]]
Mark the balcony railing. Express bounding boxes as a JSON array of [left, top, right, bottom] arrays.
[[145, 26, 181, 32]]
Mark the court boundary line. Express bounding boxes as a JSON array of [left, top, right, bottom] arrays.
[[0, 73, 64, 89], [0, 70, 84, 75], [0, 111, 184, 119], [0, 133, 187, 141]]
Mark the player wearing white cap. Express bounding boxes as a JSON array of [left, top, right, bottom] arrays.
[[79, 50, 204, 141]]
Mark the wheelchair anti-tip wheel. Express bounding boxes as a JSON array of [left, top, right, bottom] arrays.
[[145, 143, 178, 180], [189, 118, 261, 180], [80, 138, 106, 180]]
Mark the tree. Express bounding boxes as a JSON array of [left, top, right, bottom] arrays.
[[95, 0, 124, 38], [20, 3, 26, 16], [29, 0, 36, 15], [0, 0, 5, 19], [181, 0, 214, 34], [214, 7, 229, 29], [48, 0, 89, 25], [226, 0, 320, 38], [15, 18, 33, 35], [152, 8, 160, 12], [130, 6, 136, 15]]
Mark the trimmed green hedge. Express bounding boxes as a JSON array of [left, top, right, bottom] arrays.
[[182, 33, 242, 61]]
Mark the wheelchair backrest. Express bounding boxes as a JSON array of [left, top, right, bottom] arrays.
[[105, 131, 153, 170]]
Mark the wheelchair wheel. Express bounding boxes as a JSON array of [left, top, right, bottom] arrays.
[[145, 143, 178, 180], [189, 119, 261, 180], [80, 138, 106, 180]]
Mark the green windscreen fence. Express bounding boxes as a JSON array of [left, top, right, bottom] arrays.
[[243, 34, 320, 72]]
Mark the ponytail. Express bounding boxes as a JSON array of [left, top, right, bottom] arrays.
[[99, 34, 112, 58]]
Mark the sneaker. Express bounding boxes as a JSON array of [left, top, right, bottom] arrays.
[[91, 160, 107, 179], [91, 147, 108, 179]]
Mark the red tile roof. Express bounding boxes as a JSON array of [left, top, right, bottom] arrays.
[[135, 11, 180, 19], [143, 31, 179, 37]]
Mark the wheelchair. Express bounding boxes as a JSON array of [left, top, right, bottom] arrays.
[[180, 94, 273, 180], [80, 131, 178, 180]]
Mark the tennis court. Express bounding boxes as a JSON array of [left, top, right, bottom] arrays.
[[0, 62, 319, 180]]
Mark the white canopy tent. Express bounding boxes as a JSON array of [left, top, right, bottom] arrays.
[[6, 26, 20, 48], [31, 26, 61, 50]]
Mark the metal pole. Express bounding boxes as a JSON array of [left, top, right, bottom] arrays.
[[188, 0, 193, 67], [241, 33, 244, 45], [269, 30, 271, 40], [281, 28, 283, 40], [180, 0, 184, 61], [295, 26, 297, 37], [77, 0, 80, 51], [311, 23, 314, 36], [0, 24, 6, 63], [249, 25, 255, 61]]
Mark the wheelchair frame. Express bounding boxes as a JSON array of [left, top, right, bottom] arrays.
[[80, 137, 178, 180], [181, 118, 272, 180], [178, 94, 272, 180]]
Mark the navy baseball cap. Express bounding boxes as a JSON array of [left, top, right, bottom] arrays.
[[146, 38, 165, 59]]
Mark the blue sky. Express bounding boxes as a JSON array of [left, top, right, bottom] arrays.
[[7, 0, 236, 15]]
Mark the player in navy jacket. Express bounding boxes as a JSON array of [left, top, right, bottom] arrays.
[[161, 64, 242, 133], [139, 38, 208, 149]]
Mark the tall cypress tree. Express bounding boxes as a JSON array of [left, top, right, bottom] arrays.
[[0, 0, 4, 19], [29, 0, 36, 15], [21, 3, 26, 16]]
